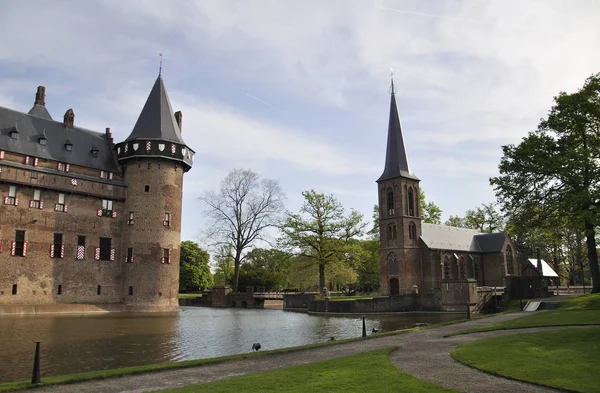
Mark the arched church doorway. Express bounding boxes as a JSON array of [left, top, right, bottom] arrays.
[[389, 278, 399, 296]]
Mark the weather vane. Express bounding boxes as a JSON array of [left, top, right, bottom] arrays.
[[159, 53, 163, 76], [389, 68, 396, 94]]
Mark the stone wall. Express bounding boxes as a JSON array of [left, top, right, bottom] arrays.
[[306, 293, 440, 313]]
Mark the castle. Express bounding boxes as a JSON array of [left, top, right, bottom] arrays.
[[377, 80, 524, 300], [0, 75, 193, 312]]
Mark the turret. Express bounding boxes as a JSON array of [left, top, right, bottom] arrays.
[[115, 75, 194, 311]]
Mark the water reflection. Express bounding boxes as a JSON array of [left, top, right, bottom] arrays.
[[0, 308, 462, 382]]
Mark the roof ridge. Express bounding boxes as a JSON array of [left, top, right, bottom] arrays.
[[0, 106, 106, 137]]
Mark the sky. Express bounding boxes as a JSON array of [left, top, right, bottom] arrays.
[[1, 0, 599, 244]]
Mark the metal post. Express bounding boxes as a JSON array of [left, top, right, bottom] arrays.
[[31, 341, 41, 385], [362, 316, 367, 338]]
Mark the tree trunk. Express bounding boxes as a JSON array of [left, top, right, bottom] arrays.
[[319, 263, 325, 292], [233, 254, 241, 293], [584, 222, 600, 293]]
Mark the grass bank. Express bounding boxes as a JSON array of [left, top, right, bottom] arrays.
[[453, 293, 600, 335], [178, 293, 202, 299], [159, 348, 458, 393], [453, 328, 600, 392]]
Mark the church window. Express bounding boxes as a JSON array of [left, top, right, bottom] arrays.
[[408, 187, 415, 217], [76, 236, 86, 260], [459, 256, 465, 279], [387, 253, 398, 275], [471, 256, 479, 280], [506, 245, 514, 275], [4, 185, 17, 206], [409, 222, 417, 240], [387, 188, 394, 216], [443, 256, 450, 280], [50, 233, 64, 259], [387, 224, 397, 244]]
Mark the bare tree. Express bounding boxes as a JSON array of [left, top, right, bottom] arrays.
[[201, 169, 285, 292]]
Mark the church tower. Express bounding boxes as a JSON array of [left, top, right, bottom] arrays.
[[377, 78, 421, 296], [115, 75, 194, 311]]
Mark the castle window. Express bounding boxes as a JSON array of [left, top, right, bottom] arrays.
[[4, 185, 17, 206], [12, 284, 17, 295], [64, 140, 73, 152], [57, 285, 62, 295], [408, 187, 415, 217], [25, 156, 38, 166], [145, 185, 150, 192], [50, 233, 64, 259], [38, 135, 47, 146], [90, 146, 99, 157], [31, 171, 38, 179], [30, 189, 42, 209], [99, 199, 113, 217], [12, 230, 27, 257], [387, 188, 394, 216], [97, 285, 102, 295], [128, 286, 134, 296], [506, 245, 514, 275], [126, 247, 134, 263], [443, 256, 450, 280], [76, 236, 86, 260], [97, 237, 113, 261], [162, 248, 171, 264], [163, 212, 171, 227], [57, 162, 70, 172], [128, 211, 135, 225], [99, 171, 112, 180], [9, 129, 18, 139], [56, 193, 67, 212], [147, 162, 151, 170]]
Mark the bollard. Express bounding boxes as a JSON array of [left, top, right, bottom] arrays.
[[362, 316, 367, 338], [466, 302, 471, 320], [31, 341, 41, 385]]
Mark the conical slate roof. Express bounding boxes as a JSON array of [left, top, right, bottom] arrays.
[[125, 75, 186, 144], [377, 84, 418, 182], [28, 104, 53, 120]]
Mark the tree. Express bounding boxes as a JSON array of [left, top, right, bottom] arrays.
[[445, 215, 467, 228], [238, 248, 291, 291], [201, 169, 285, 292], [212, 244, 235, 287], [490, 73, 600, 293], [444, 203, 505, 233], [179, 241, 213, 291], [280, 190, 366, 291], [420, 189, 442, 224]]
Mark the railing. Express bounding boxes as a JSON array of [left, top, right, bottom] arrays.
[[473, 287, 504, 314]]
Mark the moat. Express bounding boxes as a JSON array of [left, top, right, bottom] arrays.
[[0, 307, 463, 382]]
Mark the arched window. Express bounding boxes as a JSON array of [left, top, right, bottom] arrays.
[[387, 188, 394, 216], [404, 185, 408, 215], [471, 255, 479, 281], [506, 245, 514, 275], [409, 222, 417, 241], [443, 256, 450, 280], [387, 224, 397, 244], [459, 256, 465, 279], [387, 253, 398, 276], [408, 187, 414, 217], [392, 225, 397, 240]]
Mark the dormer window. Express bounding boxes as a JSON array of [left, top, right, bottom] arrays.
[[38, 136, 47, 146], [64, 140, 73, 152], [91, 146, 99, 157], [9, 129, 18, 140]]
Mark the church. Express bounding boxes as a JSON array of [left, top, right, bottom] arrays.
[[377, 80, 522, 297], [0, 75, 193, 312]]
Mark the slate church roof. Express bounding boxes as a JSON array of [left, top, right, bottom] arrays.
[[378, 80, 418, 182], [420, 223, 508, 253], [0, 98, 119, 172], [125, 75, 186, 145]]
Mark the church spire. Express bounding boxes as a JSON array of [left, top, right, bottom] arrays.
[[377, 75, 418, 182]]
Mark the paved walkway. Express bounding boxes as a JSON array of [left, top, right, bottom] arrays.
[[36, 313, 581, 393]]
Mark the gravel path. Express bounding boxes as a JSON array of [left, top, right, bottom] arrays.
[[35, 312, 581, 393]]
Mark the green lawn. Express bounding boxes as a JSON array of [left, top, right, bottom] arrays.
[[453, 328, 600, 392], [159, 348, 458, 393], [178, 293, 202, 299], [560, 293, 600, 310]]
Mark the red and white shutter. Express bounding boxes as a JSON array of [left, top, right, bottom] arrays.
[[29, 200, 34, 208], [15, 198, 19, 206], [50, 244, 55, 258], [94, 248, 100, 260], [3, 196, 8, 205], [76, 245, 85, 260], [39, 200, 44, 209], [112, 211, 117, 219], [0, 240, 2, 253], [11, 241, 16, 256], [65, 164, 70, 172], [131, 256, 134, 263], [146, 141, 151, 152], [33, 157, 39, 166], [60, 245, 65, 259], [100, 170, 104, 178], [64, 205, 68, 212], [167, 257, 171, 264], [55, 203, 59, 211], [25, 156, 30, 165], [161, 257, 165, 264], [23, 242, 27, 256], [97, 209, 102, 217], [57, 162, 61, 170], [110, 249, 115, 261], [108, 172, 113, 180], [0, 150, 4, 159]]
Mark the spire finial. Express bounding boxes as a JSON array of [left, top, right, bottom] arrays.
[[389, 68, 396, 95], [159, 53, 163, 76]]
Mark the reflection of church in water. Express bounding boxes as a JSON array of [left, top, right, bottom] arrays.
[[376, 79, 520, 297]]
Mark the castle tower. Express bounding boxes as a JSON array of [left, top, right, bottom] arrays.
[[115, 75, 194, 311], [377, 78, 421, 296]]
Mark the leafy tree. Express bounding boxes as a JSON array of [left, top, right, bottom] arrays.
[[201, 169, 285, 292], [280, 190, 366, 291], [490, 73, 600, 293], [238, 248, 291, 291], [445, 215, 467, 228], [355, 239, 381, 292], [420, 189, 442, 224], [212, 244, 235, 287], [444, 203, 505, 233], [179, 241, 213, 291]]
